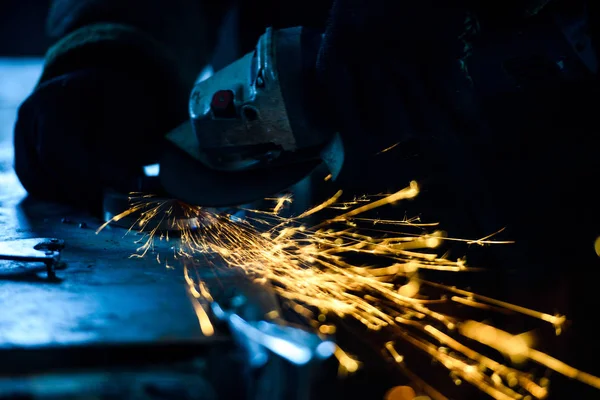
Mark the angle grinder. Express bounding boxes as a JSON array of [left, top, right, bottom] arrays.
[[103, 27, 342, 228], [159, 26, 343, 209]]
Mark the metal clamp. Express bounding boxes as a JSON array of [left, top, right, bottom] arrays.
[[0, 238, 65, 278]]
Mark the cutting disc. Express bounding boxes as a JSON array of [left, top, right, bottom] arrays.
[[159, 123, 321, 207]]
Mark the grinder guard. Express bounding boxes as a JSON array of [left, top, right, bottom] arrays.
[[160, 27, 341, 207]]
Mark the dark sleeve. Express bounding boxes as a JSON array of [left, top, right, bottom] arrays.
[[41, 0, 233, 96], [590, 0, 600, 60]]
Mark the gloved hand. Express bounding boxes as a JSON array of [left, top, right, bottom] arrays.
[[14, 0, 227, 208], [14, 66, 186, 207]]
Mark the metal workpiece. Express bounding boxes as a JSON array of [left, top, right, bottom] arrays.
[[0, 198, 334, 399], [211, 278, 335, 368], [208, 277, 337, 400]]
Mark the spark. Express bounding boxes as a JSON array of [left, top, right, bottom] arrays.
[[265, 194, 293, 215], [184, 265, 214, 336], [421, 280, 566, 329], [450, 296, 514, 314], [297, 190, 342, 219], [385, 341, 405, 363], [99, 184, 600, 399], [377, 142, 401, 155], [328, 180, 418, 222], [460, 321, 600, 390], [334, 345, 361, 374]]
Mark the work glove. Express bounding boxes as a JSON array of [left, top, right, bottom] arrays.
[[14, 67, 186, 207], [14, 0, 228, 208], [13, 24, 191, 208]]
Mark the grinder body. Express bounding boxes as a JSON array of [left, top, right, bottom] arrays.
[[160, 27, 341, 207]]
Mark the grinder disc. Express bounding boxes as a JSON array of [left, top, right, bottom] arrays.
[[159, 141, 321, 207]]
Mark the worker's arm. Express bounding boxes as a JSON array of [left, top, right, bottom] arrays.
[[14, 0, 232, 206]]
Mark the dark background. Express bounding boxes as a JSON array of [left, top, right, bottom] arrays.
[[0, 0, 52, 56]]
